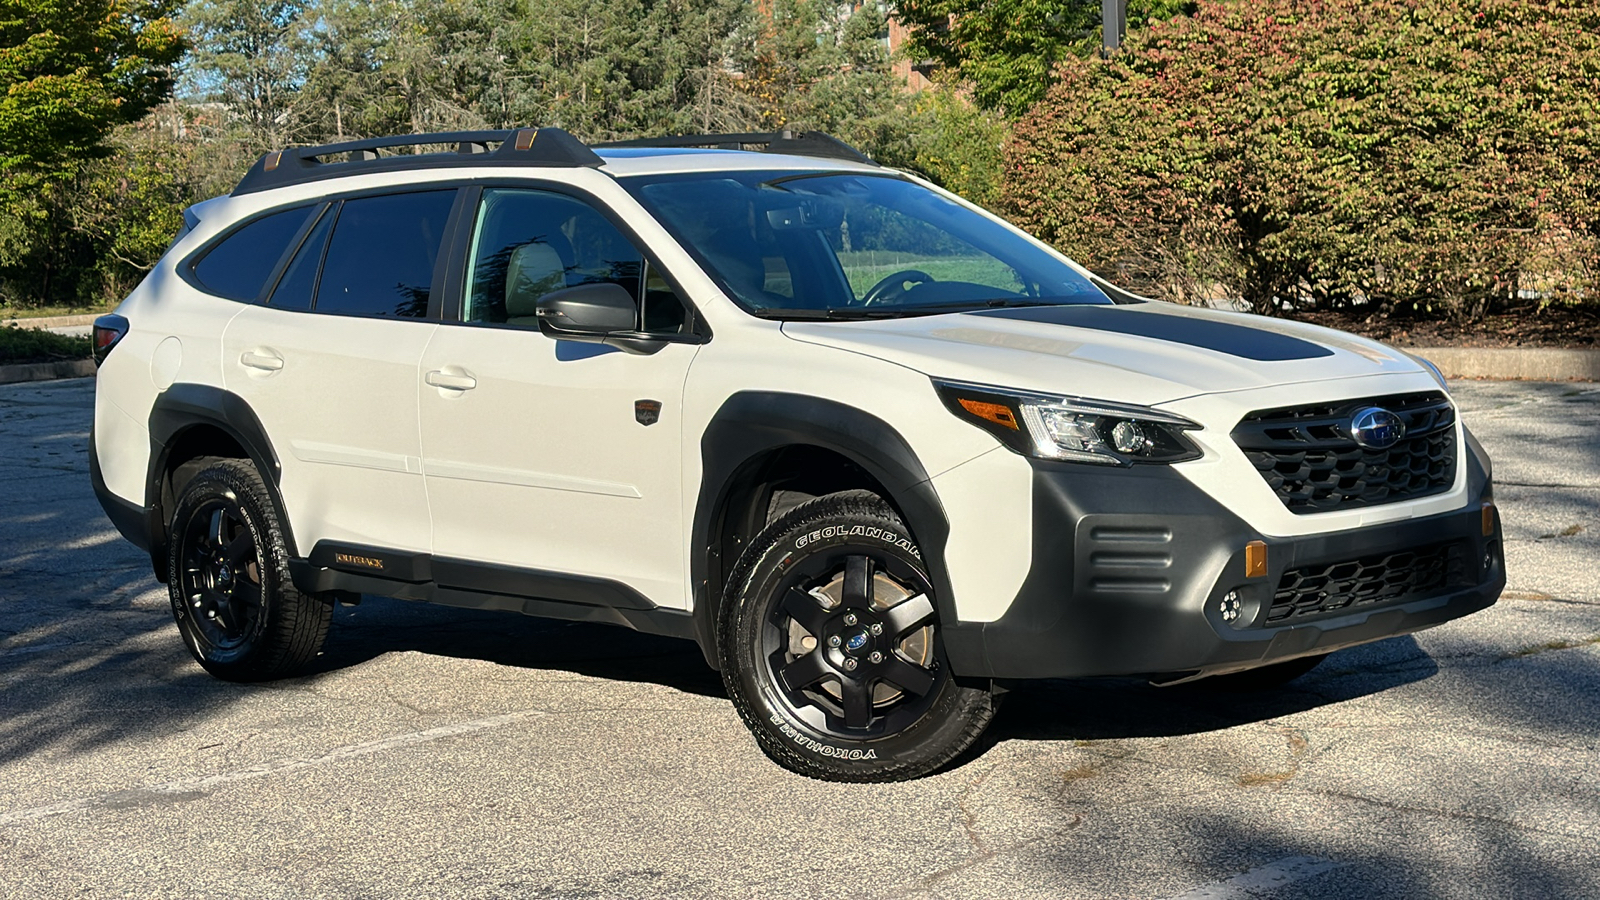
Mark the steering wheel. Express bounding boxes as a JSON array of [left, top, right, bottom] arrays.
[[861, 269, 934, 306]]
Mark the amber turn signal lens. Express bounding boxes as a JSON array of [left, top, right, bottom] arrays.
[[1482, 502, 1496, 537], [958, 398, 1019, 430], [1245, 540, 1268, 578]]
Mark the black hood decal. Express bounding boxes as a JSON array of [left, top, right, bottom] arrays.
[[972, 305, 1333, 362]]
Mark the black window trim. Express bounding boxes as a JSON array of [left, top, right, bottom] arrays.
[[259, 202, 334, 309], [213, 185, 468, 322], [177, 202, 322, 303], [174, 176, 710, 342], [439, 178, 711, 344]]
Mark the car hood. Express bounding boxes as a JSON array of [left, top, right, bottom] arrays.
[[781, 301, 1429, 406]]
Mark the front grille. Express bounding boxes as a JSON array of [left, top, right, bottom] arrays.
[[1232, 392, 1456, 514], [1267, 541, 1468, 623]]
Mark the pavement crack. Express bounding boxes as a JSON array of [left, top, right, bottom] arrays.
[[955, 761, 1000, 855], [1302, 787, 1586, 839], [1501, 633, 1600, 660]]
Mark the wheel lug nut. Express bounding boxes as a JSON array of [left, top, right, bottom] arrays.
[[828, 635, 842, 648], [843, 614, 857, 626], [843, 658, 858, 671], [870, 623, 883, 635], [868, 651, 883, 663]]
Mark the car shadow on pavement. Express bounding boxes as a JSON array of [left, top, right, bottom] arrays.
[[308, 594, 728, 699], [978, 635, 1437, 748]]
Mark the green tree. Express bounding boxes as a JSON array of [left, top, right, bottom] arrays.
[[0, 0, 184, 179], [903, 85, 1008, 209], [734, 0, 908, 159], [1003, 0, 1600, 319], [301, 0, 513, 139], [0, 0, 184, 306], [892, 0, 1193, 116], [181, 0, 309, 150]]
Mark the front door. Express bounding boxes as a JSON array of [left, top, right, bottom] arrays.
[[418, 187, 702, 608]]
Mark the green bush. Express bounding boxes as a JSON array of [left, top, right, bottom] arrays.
[[1003, 0, 1600, 319], [0, 324, 90, 364]]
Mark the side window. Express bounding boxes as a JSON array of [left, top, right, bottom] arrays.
[[191, 205, 315, 301], [314, 190, 455, 318], [462, 188, 690, 334], [267, 206, 334, 311]]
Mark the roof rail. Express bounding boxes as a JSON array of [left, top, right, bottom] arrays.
[[595, 131, 876, 166], [232, 127, 604, 196]]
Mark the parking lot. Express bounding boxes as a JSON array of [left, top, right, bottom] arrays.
[[1, 376, 1595, 899]]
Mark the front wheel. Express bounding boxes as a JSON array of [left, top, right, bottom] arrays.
[[719, 490, 997, 781]]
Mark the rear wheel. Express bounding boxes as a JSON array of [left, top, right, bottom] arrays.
[[166, 459, 331, 681], [719, 490, 997, 781]]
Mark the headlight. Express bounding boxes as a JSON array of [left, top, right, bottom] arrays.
[[934, 380, 1202, 465]]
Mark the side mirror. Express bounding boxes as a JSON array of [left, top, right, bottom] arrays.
[[534, 282, 637, 338]]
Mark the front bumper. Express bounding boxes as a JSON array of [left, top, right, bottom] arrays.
[[942, 434, 1503, 681]]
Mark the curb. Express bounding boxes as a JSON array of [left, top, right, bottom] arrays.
[[0, 360, 96, 385], [2, 314, 99, 330], [1411, 347, 1600, 382]]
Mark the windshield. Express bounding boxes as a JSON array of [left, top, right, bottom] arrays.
[[622, 171, 1111, 319]]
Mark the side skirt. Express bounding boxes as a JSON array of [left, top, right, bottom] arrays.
[[288, 541, 699, 643]]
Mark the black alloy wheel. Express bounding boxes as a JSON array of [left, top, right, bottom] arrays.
[[166, 459, 331, 681], [763, 550, 942, 738], [721, 490, 997, 781], [177, 499, 264, 652]]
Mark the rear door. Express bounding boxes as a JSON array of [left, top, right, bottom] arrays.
[[221, 188, 461, 554]]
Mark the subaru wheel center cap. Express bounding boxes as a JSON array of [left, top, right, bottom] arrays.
[[844, 630, 870, 653], [1350, 407, 1405, 450]]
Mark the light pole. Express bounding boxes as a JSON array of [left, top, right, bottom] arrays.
[[1102, 0, 1128, 54]]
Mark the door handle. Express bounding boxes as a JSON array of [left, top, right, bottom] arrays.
[[425, 370, 477, 391], [240, 350, 284, 371]]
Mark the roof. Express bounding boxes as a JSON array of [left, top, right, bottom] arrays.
[[231, 128, 880, 196]]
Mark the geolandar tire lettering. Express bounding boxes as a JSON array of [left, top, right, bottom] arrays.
[[719, 489, 997, 782]]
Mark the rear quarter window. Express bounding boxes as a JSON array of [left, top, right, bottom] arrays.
[[189, 205, 316, 302]]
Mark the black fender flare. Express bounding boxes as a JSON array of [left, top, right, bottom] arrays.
[[145, 384, 297, 575], [691, 392, 983, 673]]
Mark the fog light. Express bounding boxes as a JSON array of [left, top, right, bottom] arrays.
[[1219, 590, 1242, 623]]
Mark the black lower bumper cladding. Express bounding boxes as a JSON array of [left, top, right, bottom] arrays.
[[941, 434, 1503, 681]]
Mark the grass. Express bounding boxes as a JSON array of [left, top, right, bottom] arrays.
[[0, 301, 117, 321], [0, 323, 91, 364]]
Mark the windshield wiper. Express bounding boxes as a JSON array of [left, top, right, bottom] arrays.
[[750, 307, 906, 320], [751, 298, 1061, 321]]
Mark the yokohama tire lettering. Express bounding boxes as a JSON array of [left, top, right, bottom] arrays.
[[794, 525, 921, 559], [770, 713, 880, 760]]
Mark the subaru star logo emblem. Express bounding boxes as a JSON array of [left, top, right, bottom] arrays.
[[845, 632, 869, 652], [1349, 407, 1406, 450]]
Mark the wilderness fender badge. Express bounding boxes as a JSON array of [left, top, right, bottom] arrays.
[[635, 399, 662, 426]]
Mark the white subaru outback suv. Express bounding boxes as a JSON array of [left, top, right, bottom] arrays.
[[90, 128, 1504, 781]]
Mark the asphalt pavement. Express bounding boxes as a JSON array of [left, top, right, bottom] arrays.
[[0, 377, 1595, 899]]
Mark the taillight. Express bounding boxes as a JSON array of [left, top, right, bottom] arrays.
[[93, 314, 129, 366]]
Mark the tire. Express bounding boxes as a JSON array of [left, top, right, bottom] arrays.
[[719, 490, 997, 782], [166, 458, 331, 682], [1201, 653, 1328, 691]]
